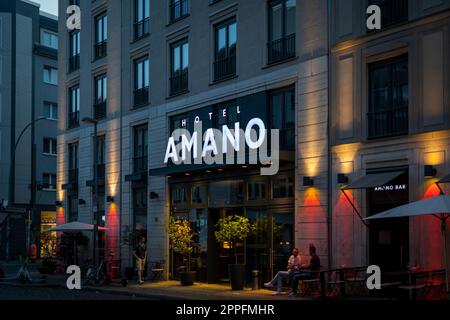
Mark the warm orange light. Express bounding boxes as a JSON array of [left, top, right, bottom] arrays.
[[424, 151, 444, 166]]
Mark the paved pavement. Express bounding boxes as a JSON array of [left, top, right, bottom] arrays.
[[0, 285, 149, 300]]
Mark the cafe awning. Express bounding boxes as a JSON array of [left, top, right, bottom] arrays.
[[340, 171, 405, 227], [341, 171, 404, 190]]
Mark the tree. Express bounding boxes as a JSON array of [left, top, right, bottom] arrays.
[[168, 217, 194, 271], [215, 215, 251, 265]]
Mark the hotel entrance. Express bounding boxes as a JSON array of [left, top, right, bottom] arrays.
[[168, 168, 294, 284]]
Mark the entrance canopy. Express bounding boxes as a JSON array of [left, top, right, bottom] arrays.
[[342, 171, 404, 190], [44, 221, 107, 233]]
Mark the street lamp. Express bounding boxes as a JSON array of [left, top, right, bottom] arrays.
[[7, 116, 46, 261], [82, 117, 100, 270]]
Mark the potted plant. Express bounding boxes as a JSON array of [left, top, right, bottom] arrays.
[[215, 215, 252, 290], [168, 217, 196, 286]]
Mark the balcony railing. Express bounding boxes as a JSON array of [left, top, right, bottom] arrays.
[[68, 111, 79, 129], [95, 40, 107, 60], [134, 18, 150, 41], [280, 127, 295, 150], [368, 0, 408, 28], [133, 156, 148, 174], [368, 106, 408, 139], [214, 55, 236, 82], [170, 0, 189, 22], [69, 54, 80, 72], [267, 33, 296, 64], [68, 169, 78, 184], [94, 100, 106, 120], [170, 70, 188, 95], [134, 87, 149, 107]]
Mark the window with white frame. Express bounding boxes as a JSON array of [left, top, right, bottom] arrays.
[[43, 66, 58, 85], [43, 138, 57, 155], [44, 102, 58, 120]]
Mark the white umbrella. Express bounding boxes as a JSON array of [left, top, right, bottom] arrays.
[[44, 222, 107, 265], [44, 221, 107, 233], [364, 195, 450, 292]]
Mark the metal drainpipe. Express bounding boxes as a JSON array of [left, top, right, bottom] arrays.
[[119, 0, 124, 270]]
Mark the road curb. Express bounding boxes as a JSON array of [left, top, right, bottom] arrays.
[[81, 285, 185, 300]]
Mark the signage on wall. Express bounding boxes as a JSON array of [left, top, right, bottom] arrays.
[[164, 103, 280, 176], [373, 184, 407, 192]]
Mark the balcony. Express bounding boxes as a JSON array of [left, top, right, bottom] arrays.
[[279, 127, 295, 150], [368, 106, 408, 139], [214, 55, 236, 82], [267, 33, 296, 65], [133, 156, 148, 174], [134, 18, 150, 41], [69, 54, 80, 72], [94, 40, 107, 60], [68, 111, 79, 129], [170, 70, 188, 96], [133, 87, 149, 108], [94, 100, 106, 120], [170, 0, 189, 23], [368, 0, 408, 29]]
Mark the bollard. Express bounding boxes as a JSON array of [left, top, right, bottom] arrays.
[[251, 270, 260, 290]]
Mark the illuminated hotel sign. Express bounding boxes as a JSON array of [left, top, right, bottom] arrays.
[[164, 97, 280, 175]]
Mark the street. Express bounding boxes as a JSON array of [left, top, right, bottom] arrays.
[[0, 285, 150, 300]]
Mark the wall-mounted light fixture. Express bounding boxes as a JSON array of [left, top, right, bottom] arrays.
[[78, 199, 86, 205], [337, 173, 349, 184], [106, 196, 115, 203], [424, 165, 437, 178], [150, 192, 159, 199], [303, 176, 314, 187], [55, 201, 63, 207]]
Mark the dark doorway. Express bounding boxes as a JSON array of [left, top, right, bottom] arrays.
[[367, 169, 409, 271]]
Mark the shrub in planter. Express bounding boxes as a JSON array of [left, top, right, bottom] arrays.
[[215, 215, 252, 290], [168, 217, 196, 286]]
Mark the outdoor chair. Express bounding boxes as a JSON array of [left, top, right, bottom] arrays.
[[344, 267, 368, 296], [420, 270, 446, 300], [326, 270, 345, 298], [298, 277, 321, 297], [150, 260, 165, 281]]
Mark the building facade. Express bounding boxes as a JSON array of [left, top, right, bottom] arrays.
[[330, 0, 450, 272], [57, 0, 328, 282], [0, 0, 58, 260]]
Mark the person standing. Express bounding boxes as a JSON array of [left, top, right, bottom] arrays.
[[133, 236, 147, 285], [264, 248, 301, 295]]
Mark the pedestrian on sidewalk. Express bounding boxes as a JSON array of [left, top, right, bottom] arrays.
[[133, 236, 147, 285], [264, 248, 301, 295]]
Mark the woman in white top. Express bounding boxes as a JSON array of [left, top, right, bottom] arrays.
[[264, 248, 301, 295]]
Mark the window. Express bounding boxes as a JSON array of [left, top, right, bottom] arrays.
[[44, 102, 58, 120], [368, 0, 408, 29], [134, 0, 150, 40], [248, 181, 267, 200], [170, 0, 189, 22], [43, 66, 58, 85], [68, 195, 78, 222], [214, 19, 237, 81], [133, 57, 149, 107], [94, 135, 106, 179], [43, 138, 57, 155], [170, 40, 188, 95], [69, 0, 80, 5], [268, 0, 296, 64], [68, 142, 79, 184], [68, 85, 80, 128], [272, 177, 294, 198], [270, 87, 295, 149], [41, 29, 58, 49], [133, 186, 147, 232], [133, 124, 148, 173], [94, 74, 107, 119], [42, 173, 57, 190], [69, 31, 80, 72], [95, 13, 107, 59], [368, 55, 408, 139]]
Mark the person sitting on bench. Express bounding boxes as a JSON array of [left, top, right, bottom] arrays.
[[289, 244, 320, 296], [264, 248, 301, 295]]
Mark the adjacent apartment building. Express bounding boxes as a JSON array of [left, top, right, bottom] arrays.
[[57, 0, 328, 283], [0, 0, 58, 260], [330, 0, 450, 272]]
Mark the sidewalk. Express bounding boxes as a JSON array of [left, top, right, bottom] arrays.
[[83, 280, 298, 300]]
